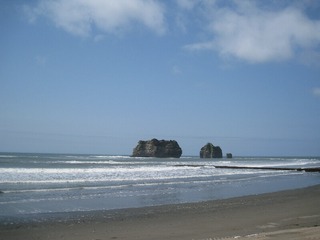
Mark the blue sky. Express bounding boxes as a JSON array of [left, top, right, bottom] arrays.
[[1, 0, 320, 156]]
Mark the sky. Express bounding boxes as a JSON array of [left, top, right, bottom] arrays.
[[1, 0, 320, 156]]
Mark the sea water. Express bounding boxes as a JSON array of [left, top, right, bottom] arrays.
[[0, 153, 319, 221]]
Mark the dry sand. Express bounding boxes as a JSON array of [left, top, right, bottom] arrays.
[[1, 184, 320, 240]]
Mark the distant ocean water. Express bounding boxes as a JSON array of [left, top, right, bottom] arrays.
[[0, 153, 319, 222]]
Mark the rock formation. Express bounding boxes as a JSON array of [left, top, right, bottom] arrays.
[[131, 138, 182, 158], [226, 153, 233, 158], [200, 143, 222, 158]]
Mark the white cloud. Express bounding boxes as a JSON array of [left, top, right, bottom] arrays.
[[27, 0, 166, 37], [313, 87, 320, 97], [185, 1, 320, 63]]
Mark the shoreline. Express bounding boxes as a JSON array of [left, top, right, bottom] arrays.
[[1, 184, 320, 239]]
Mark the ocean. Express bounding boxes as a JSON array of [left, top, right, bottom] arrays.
[[0, 153, 319, 223]]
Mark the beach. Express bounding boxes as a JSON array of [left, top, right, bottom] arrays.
[[1, 184, 320, 240], [3, 1, 320, 237]]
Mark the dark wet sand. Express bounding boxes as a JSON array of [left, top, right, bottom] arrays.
[[1, 184, 320, 240]]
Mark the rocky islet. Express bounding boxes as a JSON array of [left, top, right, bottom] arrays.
[[131, 138, 182, 158], [131, 139, 229, 159]]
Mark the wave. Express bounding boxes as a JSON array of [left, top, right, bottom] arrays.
[[0, 155, 18, 158], [63, 155, 131, 159], [0, 175, 270, 203], [0, 170, 285, 191], [1, 161, 297, 186], [46, 160, 158, 165], [0, 165, 199, 174], [0, 173, 215, 185]]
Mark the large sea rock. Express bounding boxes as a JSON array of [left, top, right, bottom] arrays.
[[131, 138, 182, 158], [200, 143, 223, 158]]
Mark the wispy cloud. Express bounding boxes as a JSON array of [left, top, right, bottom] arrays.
[[172, 65, 182, 75], [313, 87, 320, 97], [25, 0, 166, 37], [175, 0, 201, 10], [35, 55, 47, 66], [24, 0, 320, 65], [184, 1, 320, 64]]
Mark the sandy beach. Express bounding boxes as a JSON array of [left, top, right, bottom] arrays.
[[1, 184, 320, 240]]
